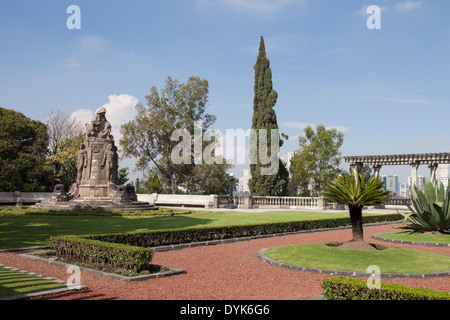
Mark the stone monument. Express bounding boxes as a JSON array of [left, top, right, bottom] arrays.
[[32, 107, 156, 211]]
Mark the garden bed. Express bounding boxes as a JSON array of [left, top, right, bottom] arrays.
[[259, 242, 450, 278], [372, 232, 450, 247], [20, 250, 186, 282]]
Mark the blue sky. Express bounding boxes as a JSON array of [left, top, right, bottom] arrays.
[[1, 0, 449, 182]]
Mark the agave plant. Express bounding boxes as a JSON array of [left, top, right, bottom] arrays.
[[399, 181, 450, 234], [323, 171, 391, 242]]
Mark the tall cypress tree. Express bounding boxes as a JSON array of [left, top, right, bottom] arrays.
[[248, 36, 288, 196]]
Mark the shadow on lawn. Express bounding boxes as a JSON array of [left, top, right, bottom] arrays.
[[0, 214, 215, 250]]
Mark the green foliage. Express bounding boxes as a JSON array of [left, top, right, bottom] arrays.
[[323, 171, 391, 208], [248, 36, 287, 196], [82, 213, 402, 248], [49, 134, 84, 187], [186, 161, 233, 195], [323, 171, 391, 241], [321, 276, 450, 300], [120, 76, 229, 194], [0, 107, 52, 191], [0, 206, 206, 217], [290, 124, 344, 196], [147, 174, 162, 193], [398, 181, 450, 233], [118, 167, 130, 185], [11, 170, 23, 191], [50, 235, 154, 272]]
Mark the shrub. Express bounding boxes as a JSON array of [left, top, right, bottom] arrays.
[[50, 235, 154, 272], [84, 213, 403, 248], [50, 214, 401, 272], [321, 276, 450, 300], [399, 181, 450, 233]]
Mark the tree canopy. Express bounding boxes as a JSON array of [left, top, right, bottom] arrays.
[[120, 76, 231, 194], [290, 124, 344, 196], [248, 36, 288, 196], [0, 107, 52, 191]]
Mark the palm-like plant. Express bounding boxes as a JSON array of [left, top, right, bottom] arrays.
[[398, 181, 450, 234], [323, 171, 391, 242]]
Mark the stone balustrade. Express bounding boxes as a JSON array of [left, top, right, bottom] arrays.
[[0, 192, 329, 210], [2, 191, 410, 210]]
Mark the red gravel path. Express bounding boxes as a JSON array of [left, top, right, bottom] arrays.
[[1, 223, 449, 300]]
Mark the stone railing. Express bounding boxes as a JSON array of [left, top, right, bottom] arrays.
[[252, 196, 322, 209], [385, 197, 412, 207], [2, 191, 406, 211], [1, 191, 329, 210], [214, 195, 329, 210]]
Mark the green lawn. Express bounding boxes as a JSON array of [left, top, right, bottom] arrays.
[[0, 209, 356, 249], [0, 266, 66, 298], [375, 231, 450, 244], [264, 243, 450, 274]]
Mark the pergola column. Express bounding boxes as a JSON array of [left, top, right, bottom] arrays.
[[410, 162, 420, 187], [350, 162, 363, 177], [372, 165, 382, 178], [428, 163, 438, 183]]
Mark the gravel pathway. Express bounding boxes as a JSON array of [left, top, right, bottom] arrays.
[[0, 223, 448, 300]]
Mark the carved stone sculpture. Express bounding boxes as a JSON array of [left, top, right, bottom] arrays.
[[32, 107, 155, 211], [85, 107, 112, 139]]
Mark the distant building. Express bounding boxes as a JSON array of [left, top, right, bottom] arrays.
[[408, 175, 427, 193], [399, 183, 411, 198], [380, 175, 399, 196], [436, 164, 449, 189]]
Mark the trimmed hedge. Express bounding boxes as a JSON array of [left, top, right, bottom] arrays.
[[50, 213, 402, 273], [84, 213, 403, 248], [321, 276, 450, 300], [0, 206, 206, 216], [50, 235, 154, 272]]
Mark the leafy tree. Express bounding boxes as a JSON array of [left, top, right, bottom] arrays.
[[290, 124, 344, 196], [0, 107, 52, 191], [45, 110, 83, 155], [248, 36, 288, 196], [49, 134, 84, 187], [323, 171, 391, 247], [147, 174, 162, 193], [120, 76, 226, 194], [11, 170, 23, 191], [186, 159, 233, 195]]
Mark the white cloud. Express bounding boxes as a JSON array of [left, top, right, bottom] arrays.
[[197, 0, 305, 16], [79, 35, 110, 52], [69, 94, 139, 147], [69, 109, 94, 128], [357, 96, 432, 105], [282, 122, 350, 133], [62, 58, 81, 69], [356, 5, 388, 17], [396, 1, 422, 12]]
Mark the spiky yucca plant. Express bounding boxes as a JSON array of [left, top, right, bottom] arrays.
[[399, 181, 450, 234], [323, 171, 391, 242]]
